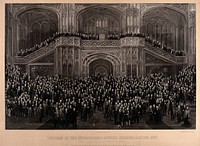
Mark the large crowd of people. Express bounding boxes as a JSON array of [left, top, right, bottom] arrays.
[[5, 65, 195, 128]]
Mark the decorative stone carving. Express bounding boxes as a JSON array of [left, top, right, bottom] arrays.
[[126, 8, 139, 16], [145, 53, 170, 64], [15, 36, 186, 65], [12, 4, 62, 16], [132, 48, 138, 60], [115, 4, 127, 12], [132, 65, 137, 77], [74, 61, 79, 74], [56, 37, 81, 47], [75, 4, 87, 14], [169, 4, 188, 12], [81, 49, 122, 69], [81, 40, 120, 47], [33, 53, 54, 63], [141, 3, 188, 14], [176, 56, 186, 63], [121, 37, 145, 47], [74, 49, 79, 60], [62, 48, 68, 65], [68, 48, 73, 65], [189, 11, 195, 27], [126, 48, 132, 64]]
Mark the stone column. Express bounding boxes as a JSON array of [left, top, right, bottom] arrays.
[[54, 47, 63, 77], [74, 48, 80, 77], [194, 26, 196, 54], [15, 19, 20, 57], [155, 25, 158, 41], [5, 5, 12, 64], [184, 25, 187, 53], [54, 48, 59, 76], [170, 26, 173, 49], [61, 4, 70, 33], [191, 27, 194, 54], [160, 25, 162, 45], [189, 27, 192, 54], [121, 48, 126, 76], [173, 25, 176, 50], [175, 26, 179, 50]]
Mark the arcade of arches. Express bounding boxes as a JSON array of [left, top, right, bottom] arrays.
[[5, 4, 196, 78]]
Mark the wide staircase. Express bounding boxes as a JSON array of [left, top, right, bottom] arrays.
[[14, 36, 187, 64], [15, 42, 56, 64], [144, 42, 186, 64]]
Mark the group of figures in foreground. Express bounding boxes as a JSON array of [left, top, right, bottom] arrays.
[[5, 65, 195, 129]]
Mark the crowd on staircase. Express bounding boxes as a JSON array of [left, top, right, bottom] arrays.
[[17, 31, 185, 57]]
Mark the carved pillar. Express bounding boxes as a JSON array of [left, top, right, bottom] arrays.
[[74, 48, 80, 77], [160, 25, 162, 46], [165, 26, 168, 48], [132, 47, 138, 77], [62, 47, 68, 78], [170, 25, 173, 49], [61, 4, 75, 33], [155, 25, 157, 41], [191, 27, 194, 54], [61, 4, 70, 33], [121, 48, 126, 76], [82, 65, 87, 78], [5, 5, 12, 64], [68, 47, 74, 78], [54, 48, 59, 76], [193, 26, 196, 54], [183, 25, 187, 53], [131, 47, 133, 76], [126, 47, 132, 77], [72, 4, 75, 32], [121, 6, 127, 33], [54, 47, 63, 77], [154, 25, 156, 40], [175, 26, 179, 50], [173, 25, 176, 50], [141, 48, 145, 77], [15, 18, 20, 57]]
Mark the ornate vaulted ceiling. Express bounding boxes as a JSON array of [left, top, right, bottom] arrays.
[[78, 6, 123, 24], [18, 8, 58, 26], [143, 7, 186, 27]]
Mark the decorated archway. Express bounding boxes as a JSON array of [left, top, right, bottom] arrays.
[[82, 52, 121, 77], [89, 58, 113, 76]]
